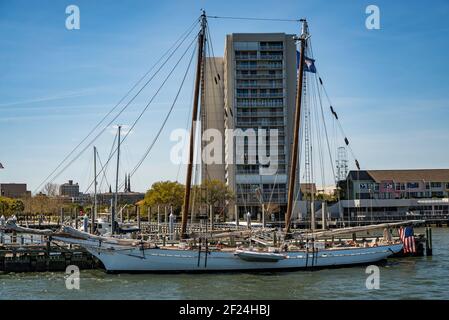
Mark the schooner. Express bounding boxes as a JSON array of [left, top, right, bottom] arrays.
[[2, 12, 408, 272]]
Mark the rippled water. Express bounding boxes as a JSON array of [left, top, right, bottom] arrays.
[[1, 228, 448, 300]]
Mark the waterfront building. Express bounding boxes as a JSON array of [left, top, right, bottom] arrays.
[[203, 33, 299, 220], [343, 169, 449, 200], [329, 169, 449, 220]]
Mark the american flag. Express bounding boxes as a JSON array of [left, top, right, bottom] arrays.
[[399, 226, 416, 253]]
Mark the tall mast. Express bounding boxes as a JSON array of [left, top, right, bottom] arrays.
[[181, 11, 207, 239], [285, 19, 309, 236], [112, 125, 121, 234], [93, 146, 97, 234]]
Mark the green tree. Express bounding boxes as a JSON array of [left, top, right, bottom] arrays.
[[0, 197, 25, 216], [196, 179, 234, 218], [0, 196, 11, 216], [142, 181, 185, 214], [11, 199, 25, 213]]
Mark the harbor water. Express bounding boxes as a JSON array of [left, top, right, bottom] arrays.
[[1, 228, 448, 300]]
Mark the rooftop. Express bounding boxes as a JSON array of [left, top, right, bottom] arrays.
[[348, 169, 449, 183]]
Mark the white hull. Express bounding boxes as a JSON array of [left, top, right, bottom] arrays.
[[56, 237, 403, 272]]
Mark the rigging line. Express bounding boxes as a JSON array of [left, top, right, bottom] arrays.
[[176, 71, 195, 183], [310, 72, 326, 193], [98, 134, 117, 192], [266, 173, 279, 213], [86, 35, 199, 192], [83, 151, 94, 194], [203, 27, 221, 188], [315, 74, 337, 183], [205, 25, 224, 92], [34, 18, 200, 194], [125, 41, 197, 186], [52, 31, 198, 189], [207, 15, 300, 22], [311, 79, 325, 192], [317, 73, 360, 163], [96, 149, 111, 193], [36, 20, 199, 193]]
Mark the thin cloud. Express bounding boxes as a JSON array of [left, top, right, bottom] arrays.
[[0, 89, 98, 108]]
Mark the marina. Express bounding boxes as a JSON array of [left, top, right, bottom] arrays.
[[1, 14, 415, 274], [1, 227, 447, 300], [1, 0, 449, 303], [0, 221, 434, 273]]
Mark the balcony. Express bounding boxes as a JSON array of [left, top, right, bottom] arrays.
[[237, 111, 284, 117], [236, 64, 283, 70], [235, 54, 283, 61], [236, 82, 284, 89], [236, 73, 284, 80], [236, 120, 285, 127], [236, 101, 284, 107], [236, 93, 284, 98], [259, 45, 283, 51]]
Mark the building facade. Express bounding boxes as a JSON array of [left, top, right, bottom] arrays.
[[344, 169, 449, 200], [59, 180, 80, 198], [202, 33, 299, 219], [0, 183, 30, 198], [330, 169, 449, 220]]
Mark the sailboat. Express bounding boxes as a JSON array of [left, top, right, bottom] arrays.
[[45, 13, 405, 272], [3, 13, 407, 273]]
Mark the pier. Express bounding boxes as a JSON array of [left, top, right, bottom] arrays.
[[0, 235, 99, 273]]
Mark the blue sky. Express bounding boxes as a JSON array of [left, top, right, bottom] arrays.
[[1, 0, 448, 193]]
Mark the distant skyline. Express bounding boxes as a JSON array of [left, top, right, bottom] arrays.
[[1, 0, 448, 193]]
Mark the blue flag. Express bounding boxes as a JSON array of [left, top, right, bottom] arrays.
[[296, 50, 317, 73]]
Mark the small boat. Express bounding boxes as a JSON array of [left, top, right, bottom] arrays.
[[234, 249, 287, 262]]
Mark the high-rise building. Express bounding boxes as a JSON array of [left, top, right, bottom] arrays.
[[202, 33, 299, 220]]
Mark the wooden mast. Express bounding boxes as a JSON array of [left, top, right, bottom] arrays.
[[181, 11, 207, 238], [284, 19, 308, 236], [112, 125, 121, 235], [93, 146, 97, 234]]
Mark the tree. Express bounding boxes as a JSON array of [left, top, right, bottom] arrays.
[[142, 181, 185, 214], [196, 179, 234, 218], [0, 197, 11, 216], [42, 182, 59, 197], [10, 199, 25, 213], [20, 193, 63, 216], [0, 196, 25, 216]]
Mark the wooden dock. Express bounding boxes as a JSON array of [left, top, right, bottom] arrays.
[[0, 239, 100, 273]]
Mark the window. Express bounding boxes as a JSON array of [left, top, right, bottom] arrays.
[[431, 182, 442, 188], [407, 182, 420, 189], [234, 42, 258, 50]]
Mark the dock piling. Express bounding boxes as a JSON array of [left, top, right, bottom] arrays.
[[426, 227, 433, 256]]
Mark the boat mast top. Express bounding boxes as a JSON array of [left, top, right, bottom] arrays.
[[180, 11, 207, 239], [112, 125, 122, 235], [284, 19, 308, 237]]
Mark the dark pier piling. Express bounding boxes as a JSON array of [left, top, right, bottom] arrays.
[[0, 240, 100, 273]]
